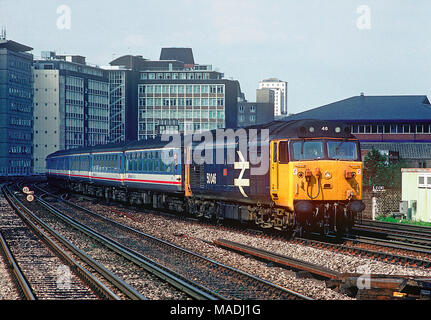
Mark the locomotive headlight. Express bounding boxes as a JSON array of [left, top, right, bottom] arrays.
[[309, 126, 315, 133], [335, 127, 341, 133], [324, 171, 332, 179]]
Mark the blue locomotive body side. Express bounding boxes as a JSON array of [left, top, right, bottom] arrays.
[[188, 143, 271, 205]]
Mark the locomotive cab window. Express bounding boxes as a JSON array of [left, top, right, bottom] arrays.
[[327, 140, 358, 160], [292, 141, 324, 160], [279, 141, 289, 163]]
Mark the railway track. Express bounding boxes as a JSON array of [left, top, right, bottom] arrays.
[[40, 183, 431, 271], [212, 238, 431, 300], [0, 185, 119, 300], [354, 219, 431, 246], [32, 184, 312, 300]]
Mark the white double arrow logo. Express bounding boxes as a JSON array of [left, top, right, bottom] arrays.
[[234, 151, 250, 197]]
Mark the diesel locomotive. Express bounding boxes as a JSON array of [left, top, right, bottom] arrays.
[[46, 120, 365, 237]]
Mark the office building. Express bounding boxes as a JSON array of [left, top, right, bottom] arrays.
[[33, 52, 109, 173], [0, 35, 34, 176], [109, 48, 243, 140], [237, 88, 274, 127], [258, 78, 288, 117]]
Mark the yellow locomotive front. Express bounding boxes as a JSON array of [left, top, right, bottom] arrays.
[[269, 128, 365, 236]]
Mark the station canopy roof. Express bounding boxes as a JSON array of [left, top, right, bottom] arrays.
[[284, 95, 431, 122]]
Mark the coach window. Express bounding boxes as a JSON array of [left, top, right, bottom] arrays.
[[154, 152, 160, 171], [127, 155, 132, 171], [273, 142, 278, 163], [138, 153, 143, 171], [279, 141, 289, 163]]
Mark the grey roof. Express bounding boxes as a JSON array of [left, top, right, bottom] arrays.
[[0, 39, 33, 52], [361, 142, 431, 159], [284, 95, 431, 122], [160, 48, 195, 65]]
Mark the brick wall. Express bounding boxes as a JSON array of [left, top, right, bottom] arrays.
[[361, 187, 402, 219]]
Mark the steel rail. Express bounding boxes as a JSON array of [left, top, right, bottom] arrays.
[[35, 193, 222, 300], [214, 238, 341, 280], [34, 185, 312, 300], [2, 185, 121, 300], [13, 190, 147, 300], [0, 230, 35, 300]]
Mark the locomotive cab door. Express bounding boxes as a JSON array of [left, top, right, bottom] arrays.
[[270, 140, 290, 206], [270, 141, 279, 199]]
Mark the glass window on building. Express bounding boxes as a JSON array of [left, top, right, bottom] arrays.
[[201, 110, 209, 119], [170, 85, 177, 94], [186, 99, 192, 106], [186, 85, 193, 94], [141, 73, 148, 80], [217, 85, 224, 94], [146, 85, 154, 94], [172, 73, 178, 79], [139, 85, 145, 96], [193, 85, 200, 94], [209, 111, 217, 119], [149, 73, 155, 79], [178, 85, 185, 94], [162, 85, 169, 94], [155, 98, 162, 106], [146, 98, 154, 106], [201, 98, 208, 106], [193, 98, 200, 106], [156, 73, 163, 79], [155, 85, 162, 94], [201, 85, 209, 94], [179, 73, 186, 79], [193, 110, 200, 118], [178, 98, 185, 106], [210, 85, 217, 94]]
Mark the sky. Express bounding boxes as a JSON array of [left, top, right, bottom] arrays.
[[1, 0, 430, 115]]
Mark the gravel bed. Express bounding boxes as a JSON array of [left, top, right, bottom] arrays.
[[22, 198, 190, 300], [0, 196, 23, 300], [77, 201, 353, 300]]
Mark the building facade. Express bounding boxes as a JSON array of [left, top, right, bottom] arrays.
[[258, 78, 287, 118], [0, 38, 34, 176], [33, 52, 110, 173], [108, 48, 243, 140], [237, 88, 274, 127]]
